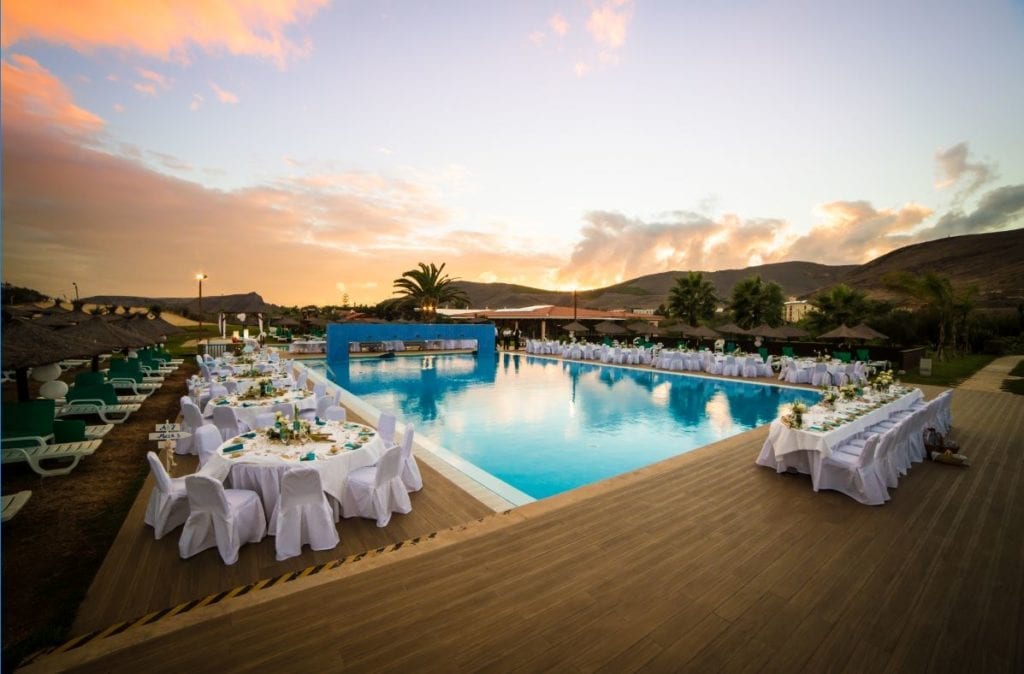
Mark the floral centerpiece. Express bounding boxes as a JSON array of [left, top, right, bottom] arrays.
[[820, 387, 839, 407], [839, 384, 859, 400], [872, 369, 894, 393], [782, 402, 807, 429]]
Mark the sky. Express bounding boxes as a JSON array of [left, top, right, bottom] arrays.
[[2, 0, 1024, 307]]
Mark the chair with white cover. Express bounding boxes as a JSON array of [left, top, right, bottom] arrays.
[[269, 466, 339, 561], [272, 402, 294, 420], [253, 412, 276, 428], [194, 425, 223, 468], [209, 383, 229, 399], [294, 369, 308, 391], [722, 356, 740, 377], [398, 424, 423, 492], [815, 434, 889, 505], [341, 445, 412, 527], [178, 475, 266, 565], [212, 405, 242, 440], [312, 382, 326, 399], [324, 406, 347, 422], [810, 362, 831, 387], [741, 357, 759, 378], [377, 412, 397, 447], [178, 401, 209, 455], [144, 452, 189, 539]]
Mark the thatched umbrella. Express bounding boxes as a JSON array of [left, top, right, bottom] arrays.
[[149, 316, 185, 336], [817, 324, 861, 340], [593, 321, 628, 335], [716, 322, 750, 336], [850, 323, 888, 341], [683, 324, 721, 339], [776, 325, 809, 339], [56, 316, 152, 359], [122, 315, 171, 342], [561, 321, 589, 333], [749, 323, 787, 339], [627, 321, 658, 336], [2, 318, 93, 400]]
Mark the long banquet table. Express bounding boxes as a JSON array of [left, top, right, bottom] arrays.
[[756, 387, 923, 481], [200, 420, 384, 518], [202, 389, 318, 431]]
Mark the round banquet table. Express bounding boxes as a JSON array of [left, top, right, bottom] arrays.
[[200, 420, 384, 518], [202, 389, 317, 431]]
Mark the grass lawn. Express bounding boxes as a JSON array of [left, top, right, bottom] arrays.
[[898, 353, 997, 387], [1008, 360, 1024, 378]]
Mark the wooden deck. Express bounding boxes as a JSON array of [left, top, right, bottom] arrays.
[[27, 373, 1022, 672]]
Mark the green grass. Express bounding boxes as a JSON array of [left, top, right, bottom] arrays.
[[1008, 360, 1024, 378], [1002, 378, 1024, 395], [898, 353, 997, 387]]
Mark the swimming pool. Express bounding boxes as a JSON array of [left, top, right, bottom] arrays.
[[310, 353, 819, 504]]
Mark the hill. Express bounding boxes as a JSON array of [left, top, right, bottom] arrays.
[[83, 291, 273, 316], [453, 261, 856, 310], [836, 228, 1024, 307]]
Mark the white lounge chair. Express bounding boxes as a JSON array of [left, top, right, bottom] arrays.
[[1, 437, 102, 476], [2, 490, 32, 521], [56, 399, 140, 424]]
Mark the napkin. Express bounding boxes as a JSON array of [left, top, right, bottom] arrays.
[[222, 443, 245, 453], [241, 432, 256, 439], [300, 452, 316, 461], [215, 400, 230, 405]]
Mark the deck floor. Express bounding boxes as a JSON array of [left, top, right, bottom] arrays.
[[37, 365, 1024, 672]]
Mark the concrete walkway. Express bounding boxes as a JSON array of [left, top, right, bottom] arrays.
[[957, 355, 1024, 393]]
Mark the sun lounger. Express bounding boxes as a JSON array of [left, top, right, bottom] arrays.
[[1, 438, 102, 476], [56, 399, 140, 424], [108, 377, 161, 396], [2, 491, 32, 521], [85, 424, 114, 439]]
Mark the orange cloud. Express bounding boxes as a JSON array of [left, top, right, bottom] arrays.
[[210, 81, 239, 104], [1, 0, 329, 67], [586, 1, 633, 50], [548, 13, 569, 37], [1, 54, 104, 138]]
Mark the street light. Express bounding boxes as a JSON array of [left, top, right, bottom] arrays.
[[196, 273, 208, 332], [72, 282, 79, 301]]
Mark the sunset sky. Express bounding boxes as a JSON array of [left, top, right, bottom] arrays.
[[2, 0, 1023, 307]]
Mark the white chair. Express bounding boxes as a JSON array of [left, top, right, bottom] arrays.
[[312, 382, 326, 399], [294, 370, 308, 391], [212, 405, 242, 440], [194, 425, 223, 468], [324, 406, 347, 422], [810, 363, 831, 387], [209, 383, 229, 399], [377, 412, 397, 447], [398, 424, 423, 492], [269, 467, 339, 561], [144, 452, 189, 539], [252, 412, 276, 428], [816, 434, 889, 505], [178, 475, 266, 565], [341, 445, 412, 527], [178, 401, 209, 456], [722, 356, 739, 377], [272, 402, 294, 420], [741, 357, 759, 378]]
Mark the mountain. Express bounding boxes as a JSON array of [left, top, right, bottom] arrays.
[[835, 228, 1024, 307], [453, 261, 857, 311], [83, 291, 274, 315]]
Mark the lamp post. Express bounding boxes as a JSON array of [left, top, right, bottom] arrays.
[[196, 273, 208, 332], [72, 282, 79, 301]]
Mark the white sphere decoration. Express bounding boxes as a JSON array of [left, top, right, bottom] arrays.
[[30, 362, 63, 383], [39, 379, 69, 400]]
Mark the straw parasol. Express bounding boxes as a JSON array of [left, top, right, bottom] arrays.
[[149, 316, 185, 336], [850, 323, 888, 341], [593, 321, 628, 335], [683, 324, 721, 339], [817, 324, 861, 340], [2, 318, 94, 400], [776, 325, 809, 339], [749, 323, 787, 339], [561, 321, 589, 333], [716, 322, 750, 336], [627, 321, 658, 336], [56, 316, 153, 353]]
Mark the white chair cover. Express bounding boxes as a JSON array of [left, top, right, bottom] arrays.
[[810, 363, 831, 387], [341, 445, 412, 527], [178, 475, 266, 565], [324, 406, 347, 422], [212, 405, 242, 440], [816, 434, 889, 505], [253, 412, 276, 428], [272, 402, 294, 419], [399, 424, 423, 492], [144, 452, 189, 539], [269, 467, 339, 561], [377, 412, 397, 447], [194, 425, 223, 468], [178, 401, 208, 455]]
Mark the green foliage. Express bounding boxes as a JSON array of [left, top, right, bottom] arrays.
[[899, 353, 995, 387], [729, 275, 783, 330], [668, 272, 718, 326], [1001, 377, 1024, 395], [883, 270, 978, 360], [1, 282, 48, 304], [806, 284, 868, 333], [391, 262, 470, 320], [1008, 360, 1024, 377]]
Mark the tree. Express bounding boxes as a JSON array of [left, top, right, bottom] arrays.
[[391, 262, 470, 320], [806, 284, 869, 334], [884, 271, 975, 360], [148, 304, 163, 318], [729, 275, 784, 330], [668, 272, 718, 326]]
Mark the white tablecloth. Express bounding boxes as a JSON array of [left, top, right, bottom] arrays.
[[202, 421, 384, 518], [202, 389, 318, 431], [289, 340, 326, 353], [756, 387, 923, 470]]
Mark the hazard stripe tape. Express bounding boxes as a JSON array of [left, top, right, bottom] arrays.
[[23, 529, 444, 665]]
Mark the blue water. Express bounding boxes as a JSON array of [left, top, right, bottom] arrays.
[[311, 353, 818, 502]]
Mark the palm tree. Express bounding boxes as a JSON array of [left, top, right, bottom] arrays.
[[668, 272, 718, 326], [806, 284, 869, 334], [885, 271, 975, 359], [729, 275, 784, 330], [391, 262, 470, 319]]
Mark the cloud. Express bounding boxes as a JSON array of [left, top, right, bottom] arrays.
[[210, 82, 239, 104], [1, 54, 104, 138], [787, 201, 931, 264], [528, 30, 545, 46], [548, 13, 569, 37], [189, 93, 204, 111], [586, 1, 633, 50], [1, 0, 328, 68], [935, 141, 996, 197], [133, 69, 171, 98], [112, 103, 125, 113], [574, 61, 589, 77], [928, 184, 1024, 238]]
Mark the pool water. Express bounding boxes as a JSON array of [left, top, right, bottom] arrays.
[[311, 353, 819, 504]]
